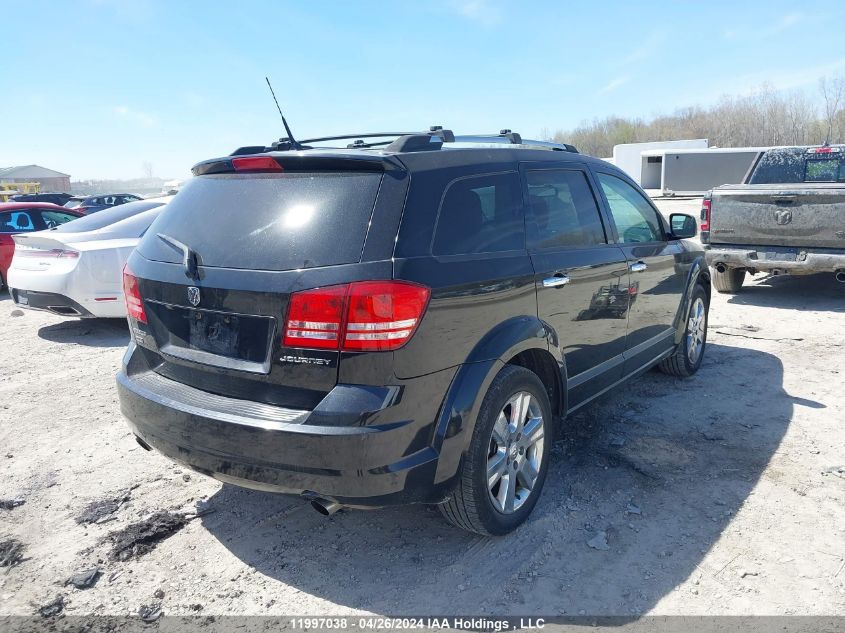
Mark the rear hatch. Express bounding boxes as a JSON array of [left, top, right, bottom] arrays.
[[128, 155, 401, 409], [709, 183, 845, 248]]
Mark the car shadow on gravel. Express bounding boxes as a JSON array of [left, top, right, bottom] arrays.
[[37, 318, 129, 348], [199, 341, 790, 616], [727, 272, 845, 312]]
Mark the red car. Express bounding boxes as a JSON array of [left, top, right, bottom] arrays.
[[0, 202, 84, 289]]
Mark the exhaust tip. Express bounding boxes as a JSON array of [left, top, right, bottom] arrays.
[[135, 436, 152, 451], [835, 270, 845, 283], [310, 498, 342, 516]]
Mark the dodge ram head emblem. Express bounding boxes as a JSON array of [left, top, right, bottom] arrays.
[[774, 209, 793, 225], [187, 286, 201, 307]]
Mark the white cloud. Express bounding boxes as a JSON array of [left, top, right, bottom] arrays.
[[598, 76, 631, 95], [113, 105, 157, 127], [621, 33, 663, 66], [453, 0, 502, 26], [723, 12, 802, 40]]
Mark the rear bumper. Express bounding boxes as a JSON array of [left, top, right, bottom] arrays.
[[117, 344, 459, 507], [9, 288, 95, 317], [705, 245, 845, 274], [7, 266, 125, 318]]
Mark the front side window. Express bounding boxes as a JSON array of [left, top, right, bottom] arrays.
[[432, 172, 524, 256], [0, 211, 36, 232], [597, 173, 664, 243], [525, 169, 607, 249]]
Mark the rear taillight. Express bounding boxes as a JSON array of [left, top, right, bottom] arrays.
[[283, 281, 430, 352], [122, 264, 147, 324], [231, 156, 284, 172], [700, 195, 711, 232], [282, 284, 347, 350], [16, 248, 79, 259]]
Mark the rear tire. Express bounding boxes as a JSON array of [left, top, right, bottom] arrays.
[[658, 284, 709, 378], [712, 267, 745, 293], [439, 365, 552, 536]]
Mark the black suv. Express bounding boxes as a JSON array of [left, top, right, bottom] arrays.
[[117, 129, 709, 535]]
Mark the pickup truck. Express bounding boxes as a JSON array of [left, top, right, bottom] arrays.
[[701, 144, 845, 292]]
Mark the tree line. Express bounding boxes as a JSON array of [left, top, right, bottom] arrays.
[[548, 76, 845, 158]]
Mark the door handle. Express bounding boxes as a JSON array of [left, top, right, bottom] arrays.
[[630, 261, 648, 273], [543, 274, 571, 288]]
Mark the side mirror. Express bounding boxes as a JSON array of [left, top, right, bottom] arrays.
[[670, 213, 697, 239]]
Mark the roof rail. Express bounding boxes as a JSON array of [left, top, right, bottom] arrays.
[[230, 127, 578, 155]]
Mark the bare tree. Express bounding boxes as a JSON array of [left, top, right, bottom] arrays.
[[551, 81, 844, 156], [819, 75, 845, 143]]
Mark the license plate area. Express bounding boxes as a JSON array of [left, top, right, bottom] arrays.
[[761, 248, 799, 262], [146, 302, 276, 374]]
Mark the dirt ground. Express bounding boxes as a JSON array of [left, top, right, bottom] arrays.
[[1, 204, 844, 617]]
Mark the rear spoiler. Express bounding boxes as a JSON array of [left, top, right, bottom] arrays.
[[192, 153, 404, 176]]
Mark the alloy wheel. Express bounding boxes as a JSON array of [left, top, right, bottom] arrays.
[[686, 296, 706, 364], [486, 391, 545, 514]]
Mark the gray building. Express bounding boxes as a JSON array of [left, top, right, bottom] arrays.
[[0, 164, 72, 193]]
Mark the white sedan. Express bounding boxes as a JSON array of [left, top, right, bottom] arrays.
[[7, 198, 168, 318]]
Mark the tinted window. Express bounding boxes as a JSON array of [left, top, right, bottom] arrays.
[[597, 173, 663, 243], [40, 211, 79, 228], [805, 159, 845, 182], [53, 200, 164, 232], [747, 149, 845, 183], [138, 172, 382, 271], [0, 211, 37, 232], [64, 199, 84, 208], [432, 172, 524, 256], [526, 170, 606, 249]]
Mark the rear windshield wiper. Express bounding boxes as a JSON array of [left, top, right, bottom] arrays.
[[157, 233, 199, 280]]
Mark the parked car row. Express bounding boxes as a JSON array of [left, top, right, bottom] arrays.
[[7, 198, 168, 317]]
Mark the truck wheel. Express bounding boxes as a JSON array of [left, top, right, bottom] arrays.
[[439, 365, 552, 536], [712, 267, 745, 293], [658, 284, 709, 378]]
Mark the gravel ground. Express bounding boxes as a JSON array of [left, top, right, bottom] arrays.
[[1, 216, 844, 617]]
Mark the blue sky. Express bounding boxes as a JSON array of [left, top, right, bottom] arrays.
[[2, 0, 844, 180]]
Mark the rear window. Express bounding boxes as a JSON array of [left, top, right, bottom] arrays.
[[432, 172, 524, 256], [138, 172, 382, 271], [53, 200, 164, 232], [750, 149, 845, 183]]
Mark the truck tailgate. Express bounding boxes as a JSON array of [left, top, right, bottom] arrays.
[[710, 184, 845, 248]]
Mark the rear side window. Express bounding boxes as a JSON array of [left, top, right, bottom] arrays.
[[0, 211, 37, 232], [432, 172, 524, 256], [526, 170, 607, 249], [138, 172, 382, 271]]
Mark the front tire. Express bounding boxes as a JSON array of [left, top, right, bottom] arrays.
[[713, 267, 745, 293], [439, 365, 552, 536], [658, 284, 709, 377]]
